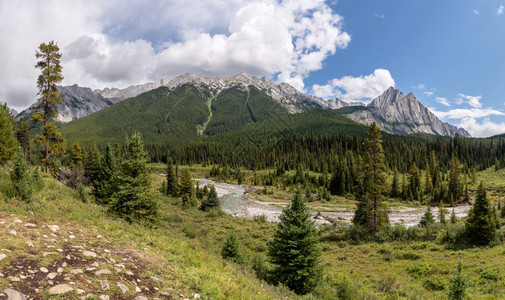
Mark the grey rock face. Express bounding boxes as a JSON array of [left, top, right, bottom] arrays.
[[343, 87, 470, 137], [18, 84, 113, 123]]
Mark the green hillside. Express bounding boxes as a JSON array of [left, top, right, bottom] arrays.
[[61, 84, 290, 145]]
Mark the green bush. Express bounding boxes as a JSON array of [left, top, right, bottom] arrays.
[[423, 274, 446, 291], [221, 232, 242, 263], [406, 262, 432, 278]]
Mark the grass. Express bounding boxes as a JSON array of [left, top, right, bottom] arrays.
[[2, 164, 505, 298]]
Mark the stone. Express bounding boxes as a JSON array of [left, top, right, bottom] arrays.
[[8, 276, 20, 282], [69, 235, 75, 239], [26, 241, 34, 247], [48, 284, 73, 295], [0, 272, 4, 277], [100, 280, 110, 290], [7, 229, 17, 236], [48, 225, 60, 232], [0, 254, 6, 261], [19, 275, 27, 279], [76, 289, 85, 295], [150, 276, 164, 283], [80, 294, 94, 300], [82, 251, 96, 258], [47, 272, 58, 279], [91, 262, 99, 267], [97, 235, 103, 238], [43, 252, 57, 257], [125, 271, 134, 276], [160, 292, 171, 297], [70, 269, 83, 275], [135, 297, 148, 300], [99, 296, 110, 300], [116, 282, 129, 294], [135, 286, 141, 293], [57, 267, 64, 273], [114, 267, 121, 273], [193, 294, 201, 299], [95, 269, 111, 276], [24, 223, 36, 228], [40, 267, 49, 273], [44, 239, 57, 243], [2, 288, 27, 300]]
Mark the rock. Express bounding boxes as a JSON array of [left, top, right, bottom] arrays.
[[13, 218, 22, 223], [135, 286, 141, 293], [97, 235, 103, 238], [43, 252, 57, 257], [76, 289, 85, 295], [6, 229, 17, 236], [19, 275, 26, 280], [7, 276, 20, 282], [2, 288, 27, 300], [193, 294, 201, 299], [48, 284, 73, 295], [160, 292, 171, 297], [0, 272, 4, 277], [99, 295, 110, 300], [69, 235, 75, 239], [114, 267, 121, 273], [82, 251, 96, 258], [125, 271, 134, 276], [26, 241, 34, 247], [44, 239, 57, 243], [91, 262, 99, 267], [0, 254, 6, 261], [47, 225, 60, 232], [150, 276, 164, 283], [80, 294, 94, 300], [47, 272, 58, 279], [135, 297, 148, 300], [116, 282, 129, 294], [70, 269, 83, 275], [24, 223, 36, 228], [40, 267, 49, 273], [95, 269, 111, 276], [57, 267, 64, 273], [100, 280, 110, 290]]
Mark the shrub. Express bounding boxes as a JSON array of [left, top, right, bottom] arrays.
[[10, 151, 33, 201], [221, 232, 241, 263], [406, 263, 432, 278], [251, 253, 268, 281], [423, 274, 446, 291], [78, 184, 88, 203], [447, 261, 467, 300]]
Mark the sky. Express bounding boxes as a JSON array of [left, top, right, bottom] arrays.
[[1, 0, 505, 137]]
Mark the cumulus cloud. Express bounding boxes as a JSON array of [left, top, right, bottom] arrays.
[[498, 5, 504, 15], [457, 93, 482, 108], [1, 0, 351, 110], [474, 10, 480, 15], [430, 107, 505, 119], [436, 97, 451, 107], [457, 118, 505, 137], [312, 69, 395, 101]]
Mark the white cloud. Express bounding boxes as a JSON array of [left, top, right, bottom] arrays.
[[423, 91, 434, 96], [457, 93, 482, 108], [474, 10, 480, 15], [312, 69, 395, 101], [430, 107, 505, 119], [457, 118, 505, 137], [0, 0, 351, 110], [436, 97, 451, 107], [498, 5, 504, 15], [374, 13, 385, 18]]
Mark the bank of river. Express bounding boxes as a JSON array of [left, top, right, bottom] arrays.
[[197, 178, 471, 227]]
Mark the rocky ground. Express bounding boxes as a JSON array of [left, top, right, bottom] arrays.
[[0, 213, 200, 300]]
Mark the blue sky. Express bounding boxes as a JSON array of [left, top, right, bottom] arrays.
[[1, 0, 504, 136]]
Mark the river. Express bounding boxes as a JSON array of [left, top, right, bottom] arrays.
[[197, 178, 471, 227]]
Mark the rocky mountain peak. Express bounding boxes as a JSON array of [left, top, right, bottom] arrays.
[[368, 86, 403, 109]]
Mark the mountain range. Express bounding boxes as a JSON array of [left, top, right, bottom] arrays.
[[19, 73, 470, 138]]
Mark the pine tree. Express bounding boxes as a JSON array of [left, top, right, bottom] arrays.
[[353, 123, 388, 231], [424, 162, 433, 195], [221, 232, 241, 263], [465, 182, 495, 245], [10, 150, 33, 201], [268, 188, 321, 295], [447, 261, 466, 300], [0, 103, 18, 165], [419, 206, 435, 227], [93, 144, 118, 204], [409, 162, 421, 201], [15, 117, 31, 162], [390, 167, 399, 198], [439, 200, 446, 224], [32, 41, 65, 173], [200, 185, 220, 211], [448, 156, 462, 201], [450, 209, 458, 223], [178, 169, 193, 198], [109, 133, 158, 223], [69, 142, 84, 169], [166, 157, 178, 196], [85, 142, 101, 184]]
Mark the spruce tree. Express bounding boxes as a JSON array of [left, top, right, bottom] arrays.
[[390, 167, 399, 198], [32, 41, 65, 172], [93, 144, 118, 204], [200, 185, 220, 211], [419, 206, 435, 227], [221, 232, 241, 263], [166, 157, 178, 196], [109, 133, 158, 223], [465, 182, 495, 245], [447, 261, 466, 300], [15, 117, 31, 162], [0, 103, 18, 165], [268, 188, 321, 295], [10, 150, 33, 201], [178, 169, 193, 198], [84, 142, 101, 184], [353, 123, 388, 231], [69, 142, 84, 169], [448, 156, 462, 202]]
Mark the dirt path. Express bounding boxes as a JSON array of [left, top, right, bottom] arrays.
[[197, 178, 472, 227]]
